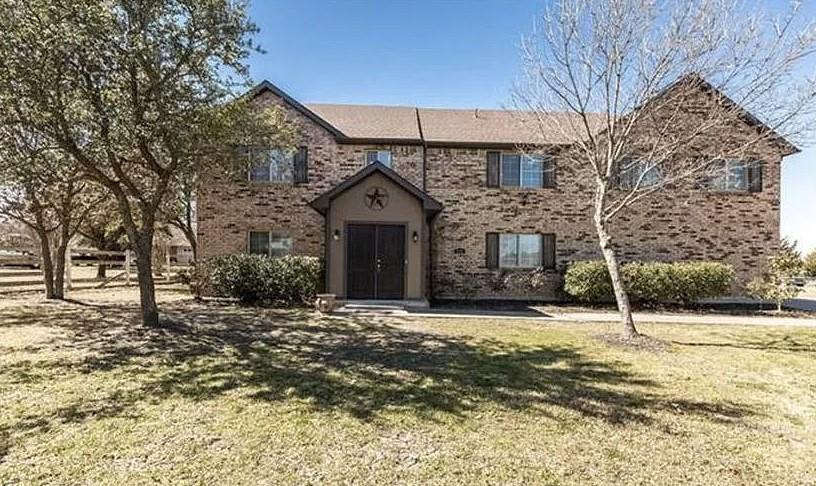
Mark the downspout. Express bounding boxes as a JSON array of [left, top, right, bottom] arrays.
[[416, 106, 435, 302]]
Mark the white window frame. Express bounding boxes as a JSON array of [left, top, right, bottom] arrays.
[[499, 233, 542, 269], [365, 150, 392, 167], [500, 153, 547, 188], [619, 158, 662, 190], [247, 231, 293, 258], [709, 159, 750, 192], [246, 147, 295, 183]]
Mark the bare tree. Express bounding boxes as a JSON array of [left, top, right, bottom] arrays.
[[514, 0, 816, 338]]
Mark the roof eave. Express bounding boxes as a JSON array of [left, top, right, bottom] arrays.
[[309, 162, 443, 216], [248, 80, 346, 139]]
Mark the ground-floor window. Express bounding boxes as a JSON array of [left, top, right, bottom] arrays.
[[486, 233, 556, 270], [248, 231, 293, 258], [500, 234, 541, 268]]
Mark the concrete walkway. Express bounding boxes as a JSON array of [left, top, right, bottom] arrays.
[[399, 308, 816, 328]]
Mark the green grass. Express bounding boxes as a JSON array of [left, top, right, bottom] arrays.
[[0, 290, 814, 484]]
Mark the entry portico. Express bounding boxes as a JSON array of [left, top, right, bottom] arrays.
[[310, 162, 442, 301]]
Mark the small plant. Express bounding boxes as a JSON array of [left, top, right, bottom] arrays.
[[500, 267, 553, 294], [747, 240, 804, 312], [803, 249, 816, 278]]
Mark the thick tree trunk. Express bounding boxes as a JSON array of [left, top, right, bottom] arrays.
[[52, 242, 67, 299], [133, 233, 160, 327], [96, 264, 107, 279], [37, 230, 56, 299], [593, 189, 639, 339]]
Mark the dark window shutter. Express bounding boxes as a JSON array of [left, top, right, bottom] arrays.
[[541, 233, 556, 270], [748, 160, 762, 192], [485, 232, 499, 269], [486, 151, 500, 187], [542, 157, 556, 187], [294, 147, 308, 184]]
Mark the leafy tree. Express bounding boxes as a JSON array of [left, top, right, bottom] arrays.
[[514, 0, 816, 338], [0, 0, 294, 325], [77, 197, 128, 278], [161, 172, 197, 262], [804, 249, 816, 278], [0, 131, 98, 298], [747, 239, 804, 312]]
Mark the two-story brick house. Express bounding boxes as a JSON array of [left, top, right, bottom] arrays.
[[197, 78, 797, 304]]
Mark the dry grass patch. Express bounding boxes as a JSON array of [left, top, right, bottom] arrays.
[[0, 289, 814, 484]]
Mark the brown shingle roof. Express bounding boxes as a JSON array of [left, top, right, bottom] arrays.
[[418, 108, 604, 146], [306, 103, 422, 142], [305, 102, 603, 146]]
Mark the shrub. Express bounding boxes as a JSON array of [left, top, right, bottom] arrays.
[[564, 260, 734, 305], [563, 261, 614, 303], [205, 254, 322, 306], [670, 261, 734, 303], [804, 249, 816, 278], [747, 244, 804, 311]]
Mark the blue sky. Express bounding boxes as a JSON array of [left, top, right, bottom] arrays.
[[247, 0, 815, 254]]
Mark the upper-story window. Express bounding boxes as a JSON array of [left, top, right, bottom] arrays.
[[706, 159, 762, 192], [366, 150, 392, 167], [247, 147, 294, 183], [619, 158, 662, 190], [487, 151, 554, 188]]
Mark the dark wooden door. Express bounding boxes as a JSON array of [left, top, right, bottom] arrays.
[[375, 225, 405, 299], [346, 224, 405, 299]]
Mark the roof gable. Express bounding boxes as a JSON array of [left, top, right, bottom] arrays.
[[652, 73, 799, 156], [247, 76, 798, 155], [248, 80, 345, 138], [310, 162, 442, 216]]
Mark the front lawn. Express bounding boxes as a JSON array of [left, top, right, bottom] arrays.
[[0, 289, 814, 484]]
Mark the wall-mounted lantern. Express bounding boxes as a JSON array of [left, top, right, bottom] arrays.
[[333, 229, 341, 241], [412, 230, 419, 243]]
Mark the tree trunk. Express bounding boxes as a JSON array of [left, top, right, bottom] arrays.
[[37, 230, 56, 299], [133, 233, 160, 327], [52, 241, 68, 299], [97, 263, 107, 279], [183, 226, 197, 263], [593, 191, 639, 338]]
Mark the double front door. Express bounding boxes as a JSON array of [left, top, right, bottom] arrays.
[[346, 224, 405, 299]]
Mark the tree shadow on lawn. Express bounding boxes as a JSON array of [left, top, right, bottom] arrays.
[[670, 328, 816, 353], [0, 300, 757, 436]]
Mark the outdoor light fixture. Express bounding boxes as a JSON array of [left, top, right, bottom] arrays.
[[412, 231, 419, 243], [333, 229, 341, 240]]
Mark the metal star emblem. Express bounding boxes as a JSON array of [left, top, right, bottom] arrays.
[[365, 186, 389, 211]]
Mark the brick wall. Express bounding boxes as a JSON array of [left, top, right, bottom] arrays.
[[197, 90, 423, 261], [197, 88, 784, 301], [425, 115, 782, 299]]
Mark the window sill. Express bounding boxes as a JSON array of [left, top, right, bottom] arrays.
[[495, 267, 558, 273], [494, 186, 557, 191], [246, 181, 301, 187], [704, 190, 758, 195]]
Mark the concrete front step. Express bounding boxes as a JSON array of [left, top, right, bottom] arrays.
[[334, 299, 429, 315]]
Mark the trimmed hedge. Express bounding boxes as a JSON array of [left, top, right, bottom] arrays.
[[205, 254, 322, 306], [564, 260, 734, 305]]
